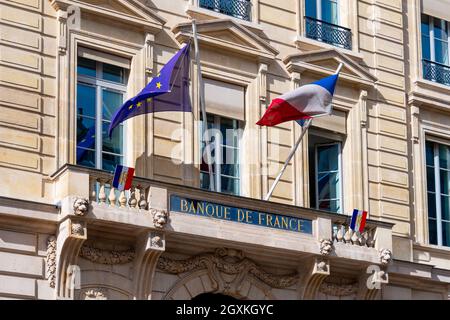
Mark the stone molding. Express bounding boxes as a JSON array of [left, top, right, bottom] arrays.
[[79, 243, 135, 265], [319, 276, 359, 297]]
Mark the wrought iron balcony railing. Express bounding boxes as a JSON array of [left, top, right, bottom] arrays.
[[305, 16, 352, 50], [423, 59, 450, 86], [199, 0, 252, 21]]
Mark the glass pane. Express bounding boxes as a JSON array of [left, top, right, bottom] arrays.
[[220, 118, 239, 146], [427, 166, 436, 192], [440, 169, 450, 195], [221, 176, 239, 195], [102, 153, 122, 172], [102, 121, 123, 155], [77, 83, 96, 118], [428, 192, 436, 218], [421, 14, 430, 35], [422, 35, 431, 61], [321, 0, 338, 24], [439, 144, 450, 170], [305, 0, 317, 18], [77, 117, 95, 147], [200, 172, 215, 191], [317, 172, 340, 200], [443, 222, 450, 247], [102, 89, 123, 121], [317, 144, 339, 172], [429, 218, 437, 245], [200, 143, 216, 172], [221, 146, 239, 177], [103, 63, 126, 84], [77, 57, 96, 78], [434, 18, 448, 41], [442, 195, 450, 221], [435, 39, 449, 65], [77, 148, 95, 168], [318, 200, 340, 213], [426, 141, 435, 166]]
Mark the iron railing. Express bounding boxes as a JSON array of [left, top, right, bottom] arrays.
[[423, 59, 450, 86], [305, 16, 352, 50], [199, 0, 252, 21]]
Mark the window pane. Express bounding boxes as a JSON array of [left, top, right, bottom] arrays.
[[427, 166, 436, 192], [221, 146, 239, 177], [435, 39, 449, 65], [317, 144, 339, 172], [102, 121, 123, 155], [200, 143, 216, 173], [221, 176, 239, 195], [428, 192, 436, 218], [321, 0, 338, 24], [426, 141, 435, 166], [443, 222, 450, 247], [200, 172, 215, 191], [422, 35, 431, 61], [77, 83, 96, 118], [319, 200, 340, 213], [439, 144, 450, 170], [77, 117, 95, 147], [442, 195, 450, 221], [429, 218, 437, 245], [421, 14, 430, 35], [220, 118, 239, 146], [102, 90, 123, 121], [434, 18, 448, 41], [103, 63, 126, 84], [102, 153, 122, 172], [317, 172, 340, 200], [77, 148, 96, 168], [305, 0, 317, 18], [440, 169, 450, 195], [77, 57, 96, 78]]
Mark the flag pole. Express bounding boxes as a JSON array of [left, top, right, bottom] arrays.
[[192, 19, 215, 192], [264, 63, 343, 201]]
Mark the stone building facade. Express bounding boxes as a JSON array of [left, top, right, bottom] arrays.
[[0, 0, 449, 300]]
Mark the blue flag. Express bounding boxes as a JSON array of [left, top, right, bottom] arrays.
[[108, 43, 191, 137]]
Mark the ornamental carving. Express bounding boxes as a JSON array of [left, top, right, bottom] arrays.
[[319, 276, 358, 297], [71, 222, 85, 236], [151, 208, 168, 229], [79, 243, 135, 265], [379, 248, 392, 265], [157, 248, 298, 289], [83, 288, 107, 300], [46, 236, 57, 288], [73, 198, 89, 216], [319, 239, 333, 255]]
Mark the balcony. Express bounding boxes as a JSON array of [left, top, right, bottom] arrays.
[[51, 164, 393, 267], [199, 0, 252, 21], [423, 59, 450, 87], [305, 16, 352, 50]]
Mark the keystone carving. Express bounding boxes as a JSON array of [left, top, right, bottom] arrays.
[[319, 239, 333, 255], [151, 208, 168, 229], [73, 198, 89, 216]]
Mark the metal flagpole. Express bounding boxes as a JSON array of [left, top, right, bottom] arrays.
[[192, 19, 215, 191], [264, 63, 344, 201]]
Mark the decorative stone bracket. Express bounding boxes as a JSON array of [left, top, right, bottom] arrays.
[[298, 257, 330, 299]]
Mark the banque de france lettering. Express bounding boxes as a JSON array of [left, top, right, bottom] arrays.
[[170, 195, 312, 234]]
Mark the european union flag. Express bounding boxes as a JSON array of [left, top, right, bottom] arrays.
[[108, 43, 191, 137]]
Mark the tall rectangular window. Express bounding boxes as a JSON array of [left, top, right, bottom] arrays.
[[306, 0, 339, 24], [76, 55, 127, 172], [200, 114, 241, 195], [426, 140, 450, 247], [309, 133, 343, 213]]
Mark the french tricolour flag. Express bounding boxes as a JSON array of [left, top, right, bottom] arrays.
[[350, 209, 368, 233], [257, 73, 339, 127], [112, 165, 135, 191]]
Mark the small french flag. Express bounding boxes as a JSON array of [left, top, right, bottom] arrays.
[[112, 165, 135, 191], [350, 209, 368, 233]]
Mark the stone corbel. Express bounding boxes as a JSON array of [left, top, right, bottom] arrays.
[[55, 218, 87, 299], [411, 105, 420, 144], [357, 266, 389, 300], [145, 33, 155, 77], [291, 71, 301, 90], [57, 10, 68, 54], [359, 90, 368, 128], [133, 231, 166, 300], [298, 257, 330, 299], [258, 63, 268, 104]]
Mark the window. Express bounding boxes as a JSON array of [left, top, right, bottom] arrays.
[[200, 114, 241, 195], [306, 0, 339, 25], [76, 56, 127, 172], [421, 14, 450, 86], [309, 132, 343, 213], [426, 140, 450, 247]]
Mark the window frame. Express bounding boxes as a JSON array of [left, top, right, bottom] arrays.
[[200, 113, 242, 196], [425, 139, 450, 247], [314, 141, 343, 214], [76, 58, 128, 171]]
